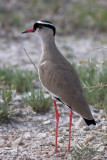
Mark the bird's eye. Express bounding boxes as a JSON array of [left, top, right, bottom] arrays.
[[39, 25, 43, 29]]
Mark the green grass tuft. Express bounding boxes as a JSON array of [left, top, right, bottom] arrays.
[[0, 67, 36, 93], [0, 89, 12, 121], [74, 64, 107, 112], [70, 142, 99, 160], [13, 70, 35, 93], [0, 67, 14, 86], [24, 88, 52, 113], [66, 53, 74, 59]]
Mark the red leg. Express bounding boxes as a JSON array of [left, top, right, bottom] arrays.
[[68, 109, 73, 150], [53, 99, 59, 152]]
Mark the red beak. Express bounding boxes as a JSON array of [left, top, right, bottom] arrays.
[[21, 28, 35, 34]]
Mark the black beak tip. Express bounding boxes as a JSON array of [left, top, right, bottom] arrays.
[[21, 30, 28, 34]]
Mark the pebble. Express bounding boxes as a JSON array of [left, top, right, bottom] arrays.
[[95, 124, 102, 130], [4, 147, 11, 150], [12, 137, 23, 146], [43, 120, 51, 125], [24, 132, 31, 140], [13, 95, 22, 101], [75, 117, 87, 129], [66, 154, 72, 160], [84, 135, 95, 144], [36, 133, 47, 138], [0, 139, 5, 146], [2, 135, 9, 140], [93, 108, 99, 113], [82, 126, 90, 131], [58, 137, 63, 143], [98, 146, 105, 152], [6, 142, 11, 147], [62, 129, 67, 134], [39, 151, 47, 155], [103, 141, 107, 146], [102, 126, 107, 130], [93, 113, 98, 118], [49, 136, 55, 141], [49, 150, 55, 156]]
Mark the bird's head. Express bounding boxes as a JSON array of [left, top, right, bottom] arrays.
[[22, 20, 56, 37]]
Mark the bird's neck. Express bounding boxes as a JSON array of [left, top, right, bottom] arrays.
[[40, 33, 57, 56]]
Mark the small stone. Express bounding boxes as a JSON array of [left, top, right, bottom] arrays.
[[62, 128, 66, 134], [84, 135, 95, 144], [103, 141, 107, 146], [83, 126, 90, 131], [49, 136, 55, 141], [56, 101, 62, 106], [75, 117, 87, 129], [10, 148, 17, 153], [59, 128, 64, 132], [95, 124, 102, 129], [14, 95, 22, 101], [39, 151, 47, 155], [50, 128, 54, 132], [36, 133, 47, 138], [49, 150, 55, 156], [46, 154, 50, 158], [93, 113, 98, 118], [46, 139, 54, 146], [100, 109, 105, 115], [12, 137, 23, 146], [60, 152, 66, 156], [93, 108, 99, 113], [102, 126, 107, 131], [36, 155, 41, 159], [0, 139, 5, 147], [51, 130, 55, 136], [6, 142, 11, 147], [89, 124, 95, 129], [2, 135, 9, 140], [58, 137, 63, 143], [66, 153, 72, 160], [24, 132, 31, 140], [98, 146, 105, 152], [43, 120, 51, 125], [4, 147, 11, 150]]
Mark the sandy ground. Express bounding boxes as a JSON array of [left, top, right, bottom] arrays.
[[0, 103, 106, 160]]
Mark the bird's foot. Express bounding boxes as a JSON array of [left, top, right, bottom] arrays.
[[55, 149, 59, 152]]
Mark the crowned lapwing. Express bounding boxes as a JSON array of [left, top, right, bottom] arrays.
[[22, 20, 96, 152]]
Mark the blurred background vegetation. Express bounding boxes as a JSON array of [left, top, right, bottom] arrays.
[[0, 0, 107, 36]]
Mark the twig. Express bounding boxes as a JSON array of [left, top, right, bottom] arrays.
[[83, 84, 107, 89], [80, 47, 107, 65], [23, 48, 38, 73], [79, 61, 107, 65]]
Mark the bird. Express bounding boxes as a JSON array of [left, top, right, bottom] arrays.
[[22, 20, 96, 152]]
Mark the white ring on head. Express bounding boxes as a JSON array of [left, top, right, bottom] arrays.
[[37, 21, 55, 27]]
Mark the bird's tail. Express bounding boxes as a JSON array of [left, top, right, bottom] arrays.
[[83, 118, 96, 126]]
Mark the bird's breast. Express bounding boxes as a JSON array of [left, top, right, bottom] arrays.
[[38, 61, 60, 94]]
